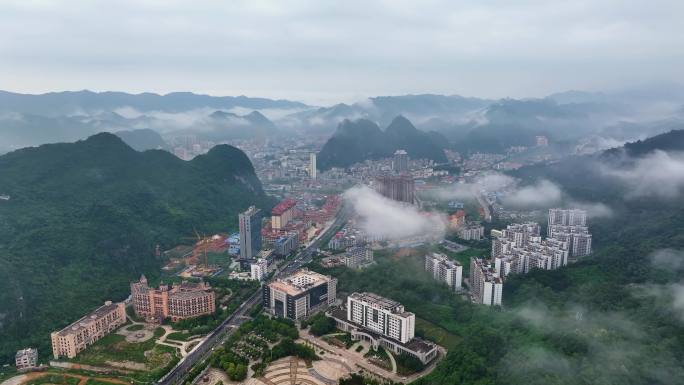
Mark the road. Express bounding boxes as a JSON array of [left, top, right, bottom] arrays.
[[157, 207, 349, 385]]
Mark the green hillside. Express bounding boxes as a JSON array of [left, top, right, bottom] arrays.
[[0, 133, 273, 364], [317, 116, 448, 170]]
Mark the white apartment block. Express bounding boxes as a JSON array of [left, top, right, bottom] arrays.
[[347, 292, 415, 344], [250, 258, 268, 281], [548, 224, 592, 258], [329, 293, 439, 364], [547, 209, 592, 259], [491, 222, 540, 258], [425, 253, 463, 290], [548, 208, 587, 229], [469, 258, 503, 306], [458, 223, 485, 241]]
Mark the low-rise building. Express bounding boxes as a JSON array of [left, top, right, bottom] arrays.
[[263, 269, 337, 320], [51, 301, 126, 359], [274, 232, 299, 257], [425, 253, 462, 290], [15, 348, 38, 370], [470, 258, 503, 306], [328, 292, 439, 365], [131, 275, 215, 322]]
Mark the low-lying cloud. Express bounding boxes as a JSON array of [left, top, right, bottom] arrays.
[[602, 150, 684, 198], [430, 172, 564, 209], [650, 248, 684, 270], [502, 179, 562, 207], [566, 200, 614, 218], [343, 185, 446, 240], [506, 304, 684, 384]]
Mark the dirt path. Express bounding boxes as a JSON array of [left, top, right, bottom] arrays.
[[2, 372, 129, 385]]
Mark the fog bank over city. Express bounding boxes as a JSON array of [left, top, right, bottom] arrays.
[[343, 186, 447, 240]]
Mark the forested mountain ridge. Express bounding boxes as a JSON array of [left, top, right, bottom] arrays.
[[0, 90, 308, 115], [414, 129, 684, 384], [0, 133, 274, 363], [317, 116, 448, 170], [114, 128, 169, 151]]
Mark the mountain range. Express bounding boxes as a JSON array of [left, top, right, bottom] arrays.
[[317, 116, 448, 170], [0, 90, 308, 116], [0, 133, 273, 363], [2, 84, 684, 156]]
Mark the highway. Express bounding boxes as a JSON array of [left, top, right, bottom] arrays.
[[157, 207, 349, 385]]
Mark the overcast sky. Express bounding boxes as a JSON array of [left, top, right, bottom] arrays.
[[1, 0, 683, 105]]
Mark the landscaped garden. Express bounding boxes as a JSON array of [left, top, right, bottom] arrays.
[[191, 315, 318, 383], [65, 325, 179, 383]]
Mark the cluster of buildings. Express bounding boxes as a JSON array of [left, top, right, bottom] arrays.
[[458, 222, 485, 241], [50, 301, 127, 359], [466, 208, 593, 306], [169, 135, 215, 161], [425, 253, 463, 291], [130, 275, 216, 322], [447, 209, 484, 241], [236, 193, 341, 282], [327, 220, 385, 250], [491, 222, 568, 276], [547, 208, 592, 262], [491, 209, 592, 279], [262, 267, 441, 365], [319, 246, 375, 269]]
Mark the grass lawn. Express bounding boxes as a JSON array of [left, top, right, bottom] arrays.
[[439, 246, 487, 276], [127, 324, 144, 331], [26, 374, 80, 385], [206, 252, 232, 268], [71, 327, 172, 369], [85, 380, 122, 385], [415, 317, 460, 350], [166, 331, 193, 341]]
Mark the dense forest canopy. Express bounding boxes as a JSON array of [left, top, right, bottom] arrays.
[[0, 133, 274, 363]]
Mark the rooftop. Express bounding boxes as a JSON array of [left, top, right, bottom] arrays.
[[56, 301, 122, 336], [349, 292, 409, 314], [16, 348, 37, 358], [269, 269, 331, 296], [272, 198, 296, 215]]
